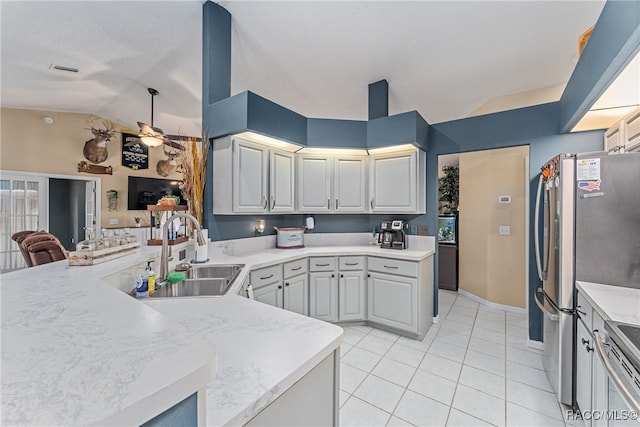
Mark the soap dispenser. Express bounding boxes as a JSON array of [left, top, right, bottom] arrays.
[[146, 261, 156, 295]]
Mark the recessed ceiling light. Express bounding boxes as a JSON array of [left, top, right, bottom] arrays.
[[41, 116, 54, 125], [49, 64, 79, 73]]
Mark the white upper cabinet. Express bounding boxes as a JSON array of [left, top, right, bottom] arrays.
[[297, 156, 332, 212], [604, 122, 623, 152], [297, 154, 367, 213], [214, 134, 424, 215], [369, 149, 425, 213], [623, 108, 640, 152], [269, 150, 295, 213], [334, 156, 366, 212], [233, 139, 269, 213], [604, 106, 640, 153], [213, 136, 295, 214]]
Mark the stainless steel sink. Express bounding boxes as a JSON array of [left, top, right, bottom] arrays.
[[132, 264, 244, 299], [151, 277, 232, 297], [185, 265, 243, 280]]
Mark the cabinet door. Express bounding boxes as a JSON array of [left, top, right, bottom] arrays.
[[334, 157, 366, 212], [297, 156, 332, 212], [309, 272, 337, 322], [368, 272, 417, 333], [284, 274, 308, 316], [604, 122, 623, 152], [253, 282, 284, 309], [623, 108, 640, 152], [576, 318, 593, 418], [369, 151, 417, 212], [591, 313, 608, 427], [233, 139, 268, 213], [270, 150, 295, 213], [338, 271, 366, 321]]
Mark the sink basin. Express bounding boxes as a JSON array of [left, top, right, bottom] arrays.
[[185, 264, 243, 280], [131, 264, 244, 299], [151, 278, 232, 297]]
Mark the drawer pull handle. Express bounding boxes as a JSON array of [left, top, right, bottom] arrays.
[[384, 265, 398, 269], [327, 199, 330, 210], [291, 266, 302, 271], [315, 263, 330, 267], [576, 308, 586, 316], [345, 262, 358, 266], [260, 274, 274, 280]]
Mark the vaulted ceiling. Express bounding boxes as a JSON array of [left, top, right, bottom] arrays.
[[1, 1, 605, 136]]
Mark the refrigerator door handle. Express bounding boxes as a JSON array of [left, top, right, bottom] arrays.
[[534, 287, 559, 321], [534, 175, 545, 281]]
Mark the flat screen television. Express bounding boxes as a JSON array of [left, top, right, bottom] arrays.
[[127, 176, 186, 210]]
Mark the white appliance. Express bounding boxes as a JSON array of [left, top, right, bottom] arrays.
[[534, 152, 640, 406]]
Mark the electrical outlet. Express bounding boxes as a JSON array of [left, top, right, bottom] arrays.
[[109, 218, 118, 225], [417, 226, 429, 236], [499, 225, 511, 235]]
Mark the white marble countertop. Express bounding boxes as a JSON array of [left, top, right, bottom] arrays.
[[1, 244, 216, 426], [576, 281, 640, 325], [145, 295, 343, 426], [1, 233, 434, 426]]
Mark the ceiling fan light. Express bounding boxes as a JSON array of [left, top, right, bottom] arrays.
[[140, 135, 163, 147]]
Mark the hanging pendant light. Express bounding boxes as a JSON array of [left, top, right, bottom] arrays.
[[138, 88, 164, 147]]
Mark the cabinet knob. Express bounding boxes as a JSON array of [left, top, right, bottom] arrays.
[[331, 274, 335, 278], [285, 282, 289, 287], [278, 285, 283, 289], [367, 274, 371, 278], [581, 338, 590, 346], [340, 274, 344, 278]]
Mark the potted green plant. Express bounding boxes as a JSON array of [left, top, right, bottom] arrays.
[[134, 216, 141, 228], [438, 165, 459, 214]]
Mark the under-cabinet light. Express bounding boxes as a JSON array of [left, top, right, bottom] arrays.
[[295, 147, 369, 156], [367, 144, 416, 155], [234, 131, 301, 152]]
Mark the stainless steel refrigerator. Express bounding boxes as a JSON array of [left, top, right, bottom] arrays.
[[534, 151, 640, 406]]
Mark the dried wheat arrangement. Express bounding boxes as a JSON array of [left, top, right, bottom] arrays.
[[179, 132, 208, 227]]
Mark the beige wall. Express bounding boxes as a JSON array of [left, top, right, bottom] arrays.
[[0, 108, 182, 228], [458, 145, 528, 308]]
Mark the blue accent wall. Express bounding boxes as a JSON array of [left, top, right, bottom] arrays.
[[559, 0, 640, 132], [367, 111, 429, 151], [426, 103, 603, 341], [141, 393, 198, 427], [202, 2, 231, 106], [368, 80, 389, 120], [246, 92, 308, 145], [205, 91, 249, 137], [307, 118, 367, 148]]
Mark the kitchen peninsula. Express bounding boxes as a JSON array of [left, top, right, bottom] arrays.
[[2, 233, 435, 426]]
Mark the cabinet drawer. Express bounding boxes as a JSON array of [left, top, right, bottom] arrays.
[[576, 291, 593, 329], [309, 257, 337, 272], [339, 256, 365, 271], [283, 258, 308, 279], [368, 257, 418, 277], [250, 264, 283, 288]]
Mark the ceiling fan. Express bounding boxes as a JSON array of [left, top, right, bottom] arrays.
[[128, 87, 185, 150]]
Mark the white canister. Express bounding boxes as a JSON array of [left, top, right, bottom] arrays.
[[274, 227, 305, 249]]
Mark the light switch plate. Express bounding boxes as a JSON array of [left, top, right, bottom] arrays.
[[499, 225, 511, 235], [109, 218, 118, 225]]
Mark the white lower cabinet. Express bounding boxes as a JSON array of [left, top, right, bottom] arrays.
[[368, 271, 417, 332], [284, 274, 308, 316], [247, 253, 433, 340], [309, 271, 338, 322], [253, 281, 284, 308], [575, 290, 608, 427]]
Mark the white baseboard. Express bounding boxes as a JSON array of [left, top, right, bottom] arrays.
[[527, 339, 544, 351], [457, 289, 527, 314]]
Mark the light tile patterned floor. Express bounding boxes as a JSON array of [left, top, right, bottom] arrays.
[[339, 290, 572, 427]]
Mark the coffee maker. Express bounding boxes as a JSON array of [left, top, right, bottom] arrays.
[[378, 220, 408, 249]]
